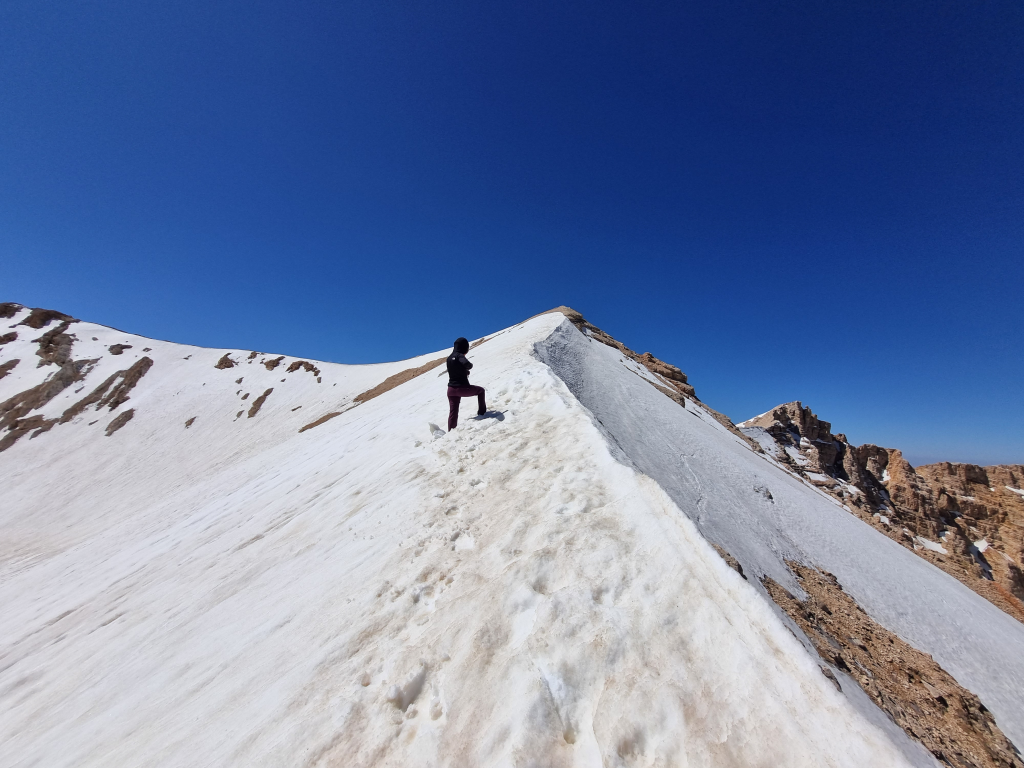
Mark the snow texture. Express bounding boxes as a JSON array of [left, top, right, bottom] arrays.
[[0, 311, 926, 766], [535, 317, 1024, 753]]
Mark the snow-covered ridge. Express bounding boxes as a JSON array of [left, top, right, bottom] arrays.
[[0, 304, 1018, 766]]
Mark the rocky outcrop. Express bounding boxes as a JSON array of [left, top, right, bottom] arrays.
[[214, 353, 237, 369], [286, 360, 321, 377], [105, 408, 135, 436], [247, 388, 274, 418], [34, 321, 78, 367], [741, 402, 1024, 624], [0, 358, 99, 452], [16, 306, 77, 329]]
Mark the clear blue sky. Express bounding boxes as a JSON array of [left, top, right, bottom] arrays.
[[2, 1, 1021, 466]]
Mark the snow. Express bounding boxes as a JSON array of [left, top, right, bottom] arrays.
[[0, 312, 921, 766], [882, 469, 890, 483], [1006, 486, 1024, 497], [805, 472, 831, 483], [975, 539, 990, 553], [738, 425, 781, 457], [785, 444, 810, 466], [914, 537, 948, 555], [536, 318, 1024, 753]]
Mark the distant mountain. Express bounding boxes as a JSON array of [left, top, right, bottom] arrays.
[[2, 302, 1022, 768]]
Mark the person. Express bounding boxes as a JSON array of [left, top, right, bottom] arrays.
[[446, 337, 486, 430]]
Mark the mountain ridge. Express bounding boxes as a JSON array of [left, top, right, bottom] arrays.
[[2, 300, 1023, 767]]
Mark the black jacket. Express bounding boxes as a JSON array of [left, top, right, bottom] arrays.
[[447, 351, 473, 387]]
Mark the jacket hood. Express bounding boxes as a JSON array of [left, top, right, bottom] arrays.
[[453, 337, 469, 354]]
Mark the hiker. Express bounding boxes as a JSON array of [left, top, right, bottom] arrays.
[[447, 337, 486, 430]]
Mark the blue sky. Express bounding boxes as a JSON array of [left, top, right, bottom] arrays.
[[2, 0, 1021, 465]]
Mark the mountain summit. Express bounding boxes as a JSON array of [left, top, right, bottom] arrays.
[[1, 302, 1022, 767]]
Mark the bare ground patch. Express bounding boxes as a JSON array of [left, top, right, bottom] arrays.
[[248, 388, 274, 418], [34, 322, 77, 366], [287, 360, 321, 377], [0, 359, 19, 379], [763, 560, 1023, 768], [17, 307, 77, 329], [299, 412, 343, 433], [59, 357, 154, 423], [105, 409, 135, 436], [353, 357, 447, 405], [0, 358, 98, 451]]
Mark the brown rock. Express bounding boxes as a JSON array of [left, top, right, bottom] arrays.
[[744, 401, 1024, 624], [17, 307, 77, 329], [248, 388, 273, 418], [34, 322, 77, 367], [764, 561, 1024, 768], [105, 409, 134, 436]]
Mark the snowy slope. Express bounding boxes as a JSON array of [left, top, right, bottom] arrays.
[[0, 308, 925, 766], [536, 318, 1024, 752]]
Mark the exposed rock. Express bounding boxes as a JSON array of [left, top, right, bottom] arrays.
[[354, 357, 447, 404], [34, 322, 77, 367], [263, 356, 285, 371], [59, 357, 154, 423], [741, 402, 1024, 624], [247, 351, 258, 360], [248, 388, 273, 418], [214, 354, 237, 369], [0, 414, 58, 451], [711, 543, 746, 580], [0, 359, 18, 379], [108, 344, 133, 355], [0, 331, 17, 345], [0, 357, 98, 452], [764, 561, 1024, 768], [299, 412, 343, 433], [0, 302, 22, 319], [185, 417, 196, 428], [17, 307, 76, 329], [286, 360, 321, 377], [105, 409, 135, 436], [101, 357, 153, 411]]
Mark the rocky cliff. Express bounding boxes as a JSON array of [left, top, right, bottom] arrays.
[[740, 402, 1024, 624]]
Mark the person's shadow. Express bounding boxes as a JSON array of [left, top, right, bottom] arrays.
[[473, 410, 506, 421]]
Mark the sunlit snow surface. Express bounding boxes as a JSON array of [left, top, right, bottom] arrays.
[[536, 318, 1024, 756], [0, 311, 945, 766]]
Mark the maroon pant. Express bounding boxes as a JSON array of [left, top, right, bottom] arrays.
[[447, 385, 486, 430]]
